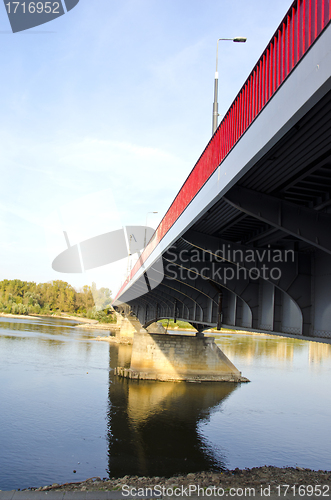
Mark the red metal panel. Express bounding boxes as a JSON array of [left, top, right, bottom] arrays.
[[325, 0, 330, 25], [243, 90, 246, 136], [224, 114, 228, 155], [223, 121, 227, 160], [305, 0, 311, 49], [317, 0, 324, 36], [236, 94, 242, 142], [308, 0, 312, 46], [237, 94, 241, 138], [258, 61, 263, 113], [227, 112, 231, 152], [256, 63, 260, 113], [321, 0, 325, 27], [291, 6, 296, 68], [265, 49, 270, 101], [261, 54, 265, 108], [231, 101, 235, 145], [298, 0, 302, 61], [275, 36, 279, 93], [277, 31, 281, 89], [285, 16, 290, 75], [269, 42, 273, 97], [254, 70, 258, 119], [294, 6, 297, 64], [278, 29, 283, 87], [302, 0, 306, 53], [251, 73, 255, 122], [232, 107, 236, 149], [216, 128, 221, 166], [281, 23, 285, 81], [220, 125, 224, 161], [239, 94, 243, 138], [257, 63, 260, 114], [226, 112, 230, 152], [254, 66, 258, 116], [242, 84, 246, 131], [297, 0, 302, 60], [245, 82, 249, 129], [233, 98, 238, 144], [248, 75, 252, 125], [241, 92, 245, 137]]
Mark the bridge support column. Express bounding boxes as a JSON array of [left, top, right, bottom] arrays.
[[115, 332, 249, 382], [115, 312, 168, 341], [114, 311, 156, 341], [114, 312, 136, 341]]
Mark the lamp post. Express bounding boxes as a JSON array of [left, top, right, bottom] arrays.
[[212, 37, 247, 135], [144, 211, 158, 248]]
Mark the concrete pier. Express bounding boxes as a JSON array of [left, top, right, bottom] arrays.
[[115, 331, 249, 382]]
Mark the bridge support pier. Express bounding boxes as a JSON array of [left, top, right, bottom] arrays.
[[114, 312, 136, 341], [114, 312, 168, 342], [115, 331, 249, 383]]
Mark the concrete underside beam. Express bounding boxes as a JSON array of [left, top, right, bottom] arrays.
[[224, 186, 331, 255]]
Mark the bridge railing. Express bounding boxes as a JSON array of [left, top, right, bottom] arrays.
[[116, 0, 331, 299]]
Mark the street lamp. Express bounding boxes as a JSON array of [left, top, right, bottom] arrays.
[[212, 37, 247, 135], [144, 211, 158, 248]]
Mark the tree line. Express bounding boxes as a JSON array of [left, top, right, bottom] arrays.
[[0, 279, 115, 323]]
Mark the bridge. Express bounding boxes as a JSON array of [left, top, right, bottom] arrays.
[[114, 0, 331, 346]]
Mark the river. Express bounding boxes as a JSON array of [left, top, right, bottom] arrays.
[[0, 316, 330, 491]]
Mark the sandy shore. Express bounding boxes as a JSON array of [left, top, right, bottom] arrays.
[[93, 334, 132, 344], [0, 312, 42, 320], [0, 312, 117, 328], [77, 322, 119, 331], [0, 312, 97, 323]]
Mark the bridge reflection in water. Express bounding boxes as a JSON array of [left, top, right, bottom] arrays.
[[213, 331, 331, 366], [105, 332, 331, 477], [107, 342, 236, 477]]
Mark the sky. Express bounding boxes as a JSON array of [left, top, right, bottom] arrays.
[[0, 0, 292, 296]]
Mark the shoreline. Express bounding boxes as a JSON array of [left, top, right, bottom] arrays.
[[15, 467, 331, 494], [0, 312, 117, 328], [0, 312, 97, 323]]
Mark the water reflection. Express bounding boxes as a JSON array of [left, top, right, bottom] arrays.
[[0, 316, 102, 353], [213, 332, 307, 364], [211, 331, 331, 366], [0, 316, 81, 331], [106, 344, 237, 477], [0, 317, 111, 491], [1, 318, 331, 490], [308, 341, 331, 364]]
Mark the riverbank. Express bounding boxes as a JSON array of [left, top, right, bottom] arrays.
[[0, 312, 117, 328], [0, 312, 97, 323], [21, 467, 331, 494]]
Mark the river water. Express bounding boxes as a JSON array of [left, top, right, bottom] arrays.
[[0, 316, 330, 491]]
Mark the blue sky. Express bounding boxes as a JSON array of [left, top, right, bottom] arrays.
[[0, 0, 291, 295]]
